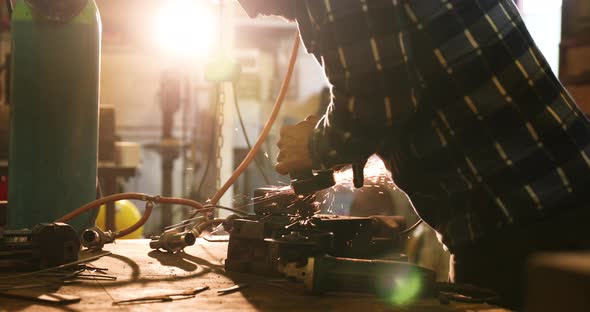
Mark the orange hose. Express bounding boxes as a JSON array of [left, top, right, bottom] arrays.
[[56, 193, 152, 223], [55, 192, 208, 223], [208, 30, 300, 207], [155, 196, 206, 211], [56, 30, 301, 233]]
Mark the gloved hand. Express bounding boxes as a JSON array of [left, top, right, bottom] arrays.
[[275, 115, 319, 175]]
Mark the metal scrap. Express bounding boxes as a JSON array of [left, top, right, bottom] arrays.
[[113, 286, 210, 305], [217, 283, 249, 295]]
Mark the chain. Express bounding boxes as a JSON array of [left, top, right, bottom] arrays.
[[215, 83, 225, 190]]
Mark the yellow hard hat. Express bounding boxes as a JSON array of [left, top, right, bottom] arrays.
[[95, 200, 143, 239]]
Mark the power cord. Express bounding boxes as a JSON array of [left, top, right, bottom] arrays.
[[96, 177, 103, 199], [58, 31, 301, 243], [203, 204, 253, 216], [205, 30, 300, 208], [231, 81, 271, 185], [5, 0, 13, 17], [194, 83, 222, 199]]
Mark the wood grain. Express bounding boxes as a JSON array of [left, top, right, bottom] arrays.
[[0, 239, 506, 312]]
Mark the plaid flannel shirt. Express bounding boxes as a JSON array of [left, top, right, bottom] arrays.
[[296, 0, 590, 251]]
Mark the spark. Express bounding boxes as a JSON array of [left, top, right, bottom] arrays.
[[327, 192, 336, 214]]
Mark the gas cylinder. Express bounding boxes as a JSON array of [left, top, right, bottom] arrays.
[[8, 0, 101, 231]]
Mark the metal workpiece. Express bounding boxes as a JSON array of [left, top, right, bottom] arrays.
[[149, 229, 197, 253], [253, 187, 320, 221], [113, 286, 210, 305], [81, 227, 116, 251], [225, 212, 402, 276], [289, 169, 335, 195], [253, 187, 302, 216]]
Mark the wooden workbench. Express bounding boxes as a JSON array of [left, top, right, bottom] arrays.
[[0, 239, 507, 312]]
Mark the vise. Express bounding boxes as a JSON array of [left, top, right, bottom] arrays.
[[224, 185, 407, 276], [0, 222, 80, 270], [224, 162, 435, 298]]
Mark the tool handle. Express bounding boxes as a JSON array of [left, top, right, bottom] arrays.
[[352, 162, 365, 189], [305, 256, 435, 296], [289, 169, 314, 181]]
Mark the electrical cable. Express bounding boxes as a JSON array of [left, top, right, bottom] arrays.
[[181, 73, 191, 198], [57, 31, 301, 239], [5, 0, 13, 17], [194, 218, 225, 234], [96, 177, 103, 199], [206, 30, 300, 209], [169, 204, 252, 232], [165, 215, 204, 231], [194, 83, 221, 199], [231, 81, 272, 185], [400, 219, 423, 235], [203, 204, 253, 216]]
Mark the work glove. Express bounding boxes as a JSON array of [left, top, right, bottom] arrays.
[[275, 115, 319, 175]]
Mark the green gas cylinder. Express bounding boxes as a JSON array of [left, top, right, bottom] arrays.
[[8, 0, 101, 231]]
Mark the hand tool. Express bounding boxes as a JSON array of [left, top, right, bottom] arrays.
[[289, 158, 368, 195], [281, 255, 435, 297], [113, 286, 209, 305]]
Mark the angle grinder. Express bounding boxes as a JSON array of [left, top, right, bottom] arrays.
[[290, 158, 367, 195], [289, 169, 335, 195]]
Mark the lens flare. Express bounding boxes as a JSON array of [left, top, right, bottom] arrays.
[[375, 268, 424, 306], [390, 271, 423, 305], [155, 0, 216, 58]]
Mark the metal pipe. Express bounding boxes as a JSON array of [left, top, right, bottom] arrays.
[[149, 229, 196, 253], [80, 227, 115, 251]]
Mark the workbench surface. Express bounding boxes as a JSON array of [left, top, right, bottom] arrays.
[[0, 239, 507, 312]]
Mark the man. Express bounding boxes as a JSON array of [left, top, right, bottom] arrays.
[[238, 0, 590, 308]]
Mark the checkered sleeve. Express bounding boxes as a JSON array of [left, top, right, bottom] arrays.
[[301, 0, 417, 170], [298, 0, 590, 250]]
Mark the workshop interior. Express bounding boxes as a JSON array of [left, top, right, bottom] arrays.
[[0, 0, 588, 311]]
